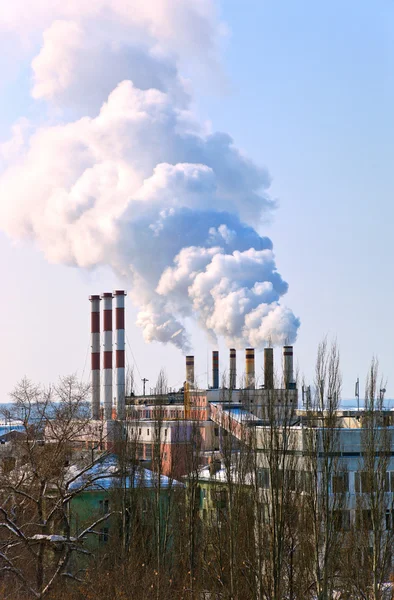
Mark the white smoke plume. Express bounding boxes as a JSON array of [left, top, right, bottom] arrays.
[[0, 1, 300, 351]]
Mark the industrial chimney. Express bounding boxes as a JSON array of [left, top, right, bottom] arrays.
[[283, 345, 295, 390], [264, 347, 274, 390], [229, 348, 236, 389], [245, 348, 255, 389], [186, 355, 195, 386], [114, 290, 126, 420], [212, 351, 219, 389], [102, 293, 113, 421], [90, 295, 101, 420]]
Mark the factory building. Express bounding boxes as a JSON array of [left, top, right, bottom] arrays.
[[29, 292, 394, 563], [83, 288, 394, 541], [83, 292, 299, 473]]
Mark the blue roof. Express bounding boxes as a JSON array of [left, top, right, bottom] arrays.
[[0, 425, 25, 437], [68, 455, 184, 492], [222, 406, 261, 422]]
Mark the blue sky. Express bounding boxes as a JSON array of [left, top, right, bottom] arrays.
[[0, 1, 393, 400]]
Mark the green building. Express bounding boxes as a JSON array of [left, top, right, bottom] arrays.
[[67, 455, 184, 554]]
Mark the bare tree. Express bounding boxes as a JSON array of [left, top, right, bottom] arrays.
[[303, 339, 345, 600], [346, 358, 394, 600], [0, 376, 113, 599]]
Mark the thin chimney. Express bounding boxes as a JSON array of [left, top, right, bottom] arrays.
[[245, 348, 255, 389], [229, 348, 237, 389], [114, 290, 126, 420], [186, 355, 195, 386], [90, 295, 101, 420], [102, 293, 113, 421], [212, 351, 219, 389], [283, 345, 294, 389], [264, 347, 274, 390]]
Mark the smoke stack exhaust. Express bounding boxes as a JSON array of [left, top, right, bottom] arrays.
[[102, 293, 113, 421], [245, 348, 255, 389], [212, 351, 219, 389], [264, 347, 274, 390], [229, 348, 236, 389], [90, 295, 101, 420], [283, 345, 294, 389], [186, 355, 195, 386], [114, 290, 126, 420]]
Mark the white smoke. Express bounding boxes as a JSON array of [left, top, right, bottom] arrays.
[[0, 0, 300, 351]]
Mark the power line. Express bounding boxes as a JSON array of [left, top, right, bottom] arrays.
[[125, 333, 143, 394], [81, 341, 90, 382], [125, 334, 141, 378]]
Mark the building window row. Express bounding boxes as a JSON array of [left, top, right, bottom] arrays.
[[257, 468, 312, 492], [258, 469, 394, 495]]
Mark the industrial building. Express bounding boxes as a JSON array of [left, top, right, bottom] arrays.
[[84, 291, 299, 476], [82, 291, 394, 545]]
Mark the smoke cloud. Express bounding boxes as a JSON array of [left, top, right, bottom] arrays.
[[0, 1, 300, 351]]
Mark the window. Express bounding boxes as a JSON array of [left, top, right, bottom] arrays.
[[288, 470, 297, 492], [165, 429, 168, 437], [271, 469, 284, 490], [355, 472, 373, 493], [147, 429, 150, 436], [211, 489, 227, 508], [99, 528, 109, 544], [138, 428, 141, 436], [333, 510, 350, 531], [356, 509, 372, 531], [257, 468, 270, 489], [216, 507, 228, 524], [354, 472, 388, 494], [300, 471, 312, 493], [386, 509, 394, 530], [99, 499, 109, 515], [137, 443, 144, 458], [332, 472, 349, 493], [145, 444, 152, 459], [214, 427, 219, 437]]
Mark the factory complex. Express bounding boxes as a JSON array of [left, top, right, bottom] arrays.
[[82, 292, 394, 524]]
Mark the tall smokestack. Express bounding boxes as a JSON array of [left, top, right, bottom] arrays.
[[212, 351, 219, 389], [229, 348, 236, 389], [90, 295, 101, 420], [245, 348, 255, 389], [264, 347, 274, 390], [102, 293, 113, 421], [283, 345, 294, 389], [114, 290, 126, 420], [186, 355, 195, 386]]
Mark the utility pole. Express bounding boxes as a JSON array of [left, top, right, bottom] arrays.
[[355, 378, 360, 411], [141, 378, 149, 396]]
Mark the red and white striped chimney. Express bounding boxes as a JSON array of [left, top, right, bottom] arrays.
[[114, 290, 126, 420], [89, 295, 101, 420], [229, 348, 237, 389], [101, 293, 113, 421]]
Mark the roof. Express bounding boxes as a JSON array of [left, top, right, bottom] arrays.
[[67, 454, 184, 492], [0, 424, 25, 438], [0, 429, 26, 441], [195, 462, 254, 485]]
